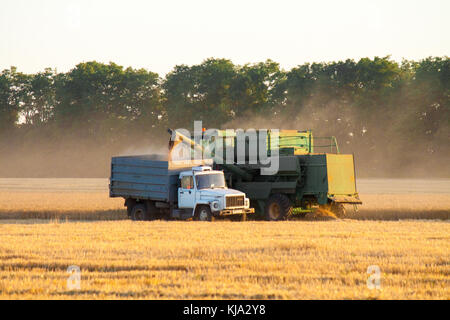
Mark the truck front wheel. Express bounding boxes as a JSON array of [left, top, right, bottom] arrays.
[[130, 203, 149, 221], [265, 194, 293, 221], [194, 206, 213, 222]]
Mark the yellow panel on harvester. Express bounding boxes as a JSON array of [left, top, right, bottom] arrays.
[[275, 130, 313, 155], [326, 154, 357, 196]]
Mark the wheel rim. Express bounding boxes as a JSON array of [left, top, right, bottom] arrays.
[[268, 203, 281, 220], [134, 209, 144, 220], [199, 209, 209, 221]]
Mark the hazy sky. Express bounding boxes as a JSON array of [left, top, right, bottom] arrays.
[[1, 0, 449, 76]]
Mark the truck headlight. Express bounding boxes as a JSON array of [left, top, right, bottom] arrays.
[[245, 198, 250, 207], [212, 201, 219, 210]]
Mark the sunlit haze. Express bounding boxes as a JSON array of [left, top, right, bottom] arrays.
[[1, 0, 449, 75]]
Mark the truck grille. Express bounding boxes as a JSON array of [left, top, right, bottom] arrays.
[[226, 195, 245, 208]]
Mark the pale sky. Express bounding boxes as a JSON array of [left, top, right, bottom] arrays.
[[1, 0, 449, 76]]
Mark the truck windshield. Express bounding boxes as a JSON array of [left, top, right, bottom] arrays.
[[196, 173, 226, 189]]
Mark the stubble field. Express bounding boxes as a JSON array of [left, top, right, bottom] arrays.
[[0, 178, 448, 299]]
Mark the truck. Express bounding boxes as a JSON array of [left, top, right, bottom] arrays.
[[168, 128, 362, 220], [109, 155, 254, 221]]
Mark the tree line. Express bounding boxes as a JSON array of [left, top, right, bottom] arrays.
[[0, 56, 448, 177]]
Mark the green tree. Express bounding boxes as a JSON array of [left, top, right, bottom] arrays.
[[0, 67, 29, 133], [54, 61, 161, 141], [164, 58, 236, 128], [231, 60, 285, 118], [20, 68, 56, 125], [0, 68, 17, 132]]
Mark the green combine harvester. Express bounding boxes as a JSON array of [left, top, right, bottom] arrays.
[[168, 128, 362, 220]]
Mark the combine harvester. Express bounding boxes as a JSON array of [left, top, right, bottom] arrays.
[[168, 128, 362, 220]]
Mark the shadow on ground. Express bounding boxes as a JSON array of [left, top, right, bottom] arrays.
[[0, 209, 448, 222]]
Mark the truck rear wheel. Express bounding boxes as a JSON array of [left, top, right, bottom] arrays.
[[194, 205, 213, 222], [131, 203, 149, 221], [265, 194, 293, 221]]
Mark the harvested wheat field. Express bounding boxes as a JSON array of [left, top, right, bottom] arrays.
[[0, 178, 449, 299], [0, 219, 448, 299], [0, 178, 449, 221]]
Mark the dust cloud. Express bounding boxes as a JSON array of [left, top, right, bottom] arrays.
[[0, 100, 448, 178], [220, 100, 450, 179], [0, 133, 169, 178]]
